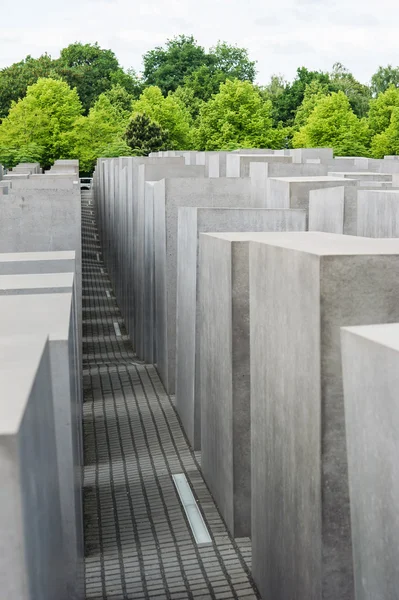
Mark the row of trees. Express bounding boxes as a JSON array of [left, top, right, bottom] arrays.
[[1, 37, 399, 173]]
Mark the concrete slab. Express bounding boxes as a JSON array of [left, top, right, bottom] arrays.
[[197, 225, 307, 538], [0, 335, 66, 600], [267, 176, 357, 225], [0, 292, 83, 600], [0, 251, 75, 274], [0, 272, 74, 295], [226, 154, 292, 178], [175, 208, 306, 451], [249, 231, 399, 600], [154, 177, 253, 394], [341, 323, 399, 600], [357, 190, 399, 237]]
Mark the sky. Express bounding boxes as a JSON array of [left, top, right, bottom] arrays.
[[1, 0, 399, 85]]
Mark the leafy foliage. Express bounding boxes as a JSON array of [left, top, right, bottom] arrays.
[[0, 78, 83, 167], [368, 85, 399, 135], [371, 65, 399, 96], [0, 54, 56, 120], [143, 35, 209, 95], [132, 86, 192, 149], [194, 79, 276, 150], [124, 113, 170, 155], [56, 42, 128, 113], [293, 91, 370, 156]]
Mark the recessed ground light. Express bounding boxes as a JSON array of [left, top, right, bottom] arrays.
[[113, 322, 121, 337], [172, 473, 211, 545]]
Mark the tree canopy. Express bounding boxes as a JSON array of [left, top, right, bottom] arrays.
[[1, 36, 399, 174]]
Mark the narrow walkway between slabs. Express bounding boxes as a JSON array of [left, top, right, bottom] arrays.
[[81, 188, 260, 600]]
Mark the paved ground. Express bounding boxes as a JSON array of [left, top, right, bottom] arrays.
[[81, 190, 260, 600]]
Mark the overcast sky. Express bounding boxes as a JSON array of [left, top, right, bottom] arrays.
[[1, 0, 398, 85]]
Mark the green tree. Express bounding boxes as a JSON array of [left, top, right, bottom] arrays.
[[293, 91, 370, 156], [371, 107, 399, 158], [368, 85, 399, 135], [102, 84, 134, 116], [208, 41, 256, 82], [15, 142, 45, 164], [0, 78, 83, 167], [0, 53, 56, 119], [371, 65, 399, 96], [132, 86, 192, 149], [194, 79, 276, 150], [124, 113, 170, 155], [143, 35, 209, 95], [62, 93, 130, 173], [110, 68, 144, 99], [0, 146, 19, 169], [270, 67, 331, 126], [98, 139, 133, 159], [329, 62, 371, 118], [56, 42, 124, 112], [294, 80, 331, 129], [172, 85, 204, 121]]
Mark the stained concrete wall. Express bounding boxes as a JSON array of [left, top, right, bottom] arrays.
[[175, 209, 306, 451], [249, 231, 399, 600], [341, 323, 399, 600], [0, 335, 66, 600]]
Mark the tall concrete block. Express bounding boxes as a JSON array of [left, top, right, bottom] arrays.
[[143, 182, 157, 363], [250, 161, 329, 206], [290, 147, 333, 163], [267, 175, 357, 225], [205, 152, 228, 177], [309, 186, 357, 235], [197, 225, 306, 537], [0, 292, 84, 600], [341, 323, 399, 600], [176, 209, 306, 450], [249, 232, 399, 600], [0, 335, 65, 599], [154, 177, 253, 394], [135, 162, 205, 358], [226, 153, 292, 178], [357, 190, 399, 237]]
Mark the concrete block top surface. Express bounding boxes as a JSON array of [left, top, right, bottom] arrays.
[[247, 231, 399, 255], [0, 251, 75, 263], [342, 322, 399, 350], [0, 334, 48, 435], [0, 272, 74, 293], [0, 292, 73, 340], [269, 176, 356, 183]]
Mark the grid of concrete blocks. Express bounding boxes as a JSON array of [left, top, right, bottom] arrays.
[[0, 160, 84, 599], [93, 148, 399, 600]]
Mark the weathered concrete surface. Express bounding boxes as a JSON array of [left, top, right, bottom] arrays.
[[357, 190, 399, 237], [154, 177, 253, 394], [341, 323, 399, 600], [0, 292, 83, 600], [249, 231, 399, 600], [176, 208, 306, 451], [198, 226, 306, 538], [0, 335, 66, 600]]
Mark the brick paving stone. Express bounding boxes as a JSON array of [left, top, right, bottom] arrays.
[[82, 191, 261, 599]]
